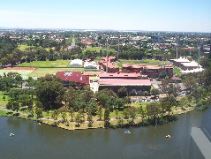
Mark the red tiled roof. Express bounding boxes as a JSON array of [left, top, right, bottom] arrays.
[[99, 79, 151, 86], [99, 72, 141, 78], [56, 72, 89, 85]]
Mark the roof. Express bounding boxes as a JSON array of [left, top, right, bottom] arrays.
[[122, 64, 143, 69], [70, 59, 83, 66], [99, 79, 151, 86], [56, 72, 89, 85], [181, 61, 200, 67], [99, 72, 141, 78], [122, 64, 173, 70], [170, 58, 190, 63]]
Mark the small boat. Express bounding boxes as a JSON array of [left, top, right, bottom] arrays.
[[165, 135, 171, 139], [9, 133, 15, 137], [124, 130, 131, 134]]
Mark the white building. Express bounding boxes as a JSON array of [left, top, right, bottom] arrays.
[[84, 61, 99, 70], [70, 59, 83, 67], [170, 57, 204, 74]]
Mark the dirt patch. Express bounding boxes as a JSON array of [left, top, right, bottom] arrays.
[[3, 67, 37, 71]]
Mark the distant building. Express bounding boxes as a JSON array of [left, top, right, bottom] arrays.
[[142, 65, 173, 78], [84, 61, 99, 70], [170, 57, 204, 74], [122, 64, 173, 78], [98, 56, 119, 73], [81, 38, 95, 46]]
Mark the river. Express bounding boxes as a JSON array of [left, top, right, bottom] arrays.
[[0, 108, 210, 159]]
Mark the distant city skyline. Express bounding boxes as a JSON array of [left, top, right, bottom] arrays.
[[0, 0, 211, 32]]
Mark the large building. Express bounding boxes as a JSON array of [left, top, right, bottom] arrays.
[[56, 72, 89, 87], [97, 72, 152, 95], [99, 78, 152, 95], [170, 57, 204, 74], [122, 64, 173, 78], [98, 56, 119, 73]]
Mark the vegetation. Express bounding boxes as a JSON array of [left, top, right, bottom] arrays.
[[18, 60, 70, 68]]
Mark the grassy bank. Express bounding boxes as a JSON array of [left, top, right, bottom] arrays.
[[0, 101, 198, 131], [18, 60, 70, 68], [117, 59, 169, 67]]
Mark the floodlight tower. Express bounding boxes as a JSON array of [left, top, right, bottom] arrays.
[[116, 35, 120, 60], [106, 37, 109, 73], [176, 37, 179, 59]]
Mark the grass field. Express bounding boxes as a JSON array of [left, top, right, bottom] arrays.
[[83, 47, 116, 54], [118, 59, 170, 67], [0, 67, 84, 79], [17, 44, 51, 52], [18, 60, 70, 68], [29, 68, 84, 78]]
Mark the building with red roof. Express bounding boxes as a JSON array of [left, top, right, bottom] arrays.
[[122, 64, 173, 78], [99, 56, 119, 73], [99, 78, 152, 95], [56, 72, 89, 87], [99, 72, 142, 79]]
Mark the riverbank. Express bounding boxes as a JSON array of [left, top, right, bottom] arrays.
[[0, 104, 197, 131]]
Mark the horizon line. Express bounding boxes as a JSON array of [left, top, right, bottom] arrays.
[[0, 27, 211, 34]]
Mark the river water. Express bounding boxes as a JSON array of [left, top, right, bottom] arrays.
[[0, 108, 210, 159]]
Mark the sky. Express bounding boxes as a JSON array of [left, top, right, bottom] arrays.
[[0, 0, 211, 32]]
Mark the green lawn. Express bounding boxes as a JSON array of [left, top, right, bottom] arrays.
[[118, 59, 170, 67], [83, 47, 115, 54], [17, 44, 32, 51], [18, 60, 70, 68], [29, 68, 84, 78], [17, 44, 51, 52]]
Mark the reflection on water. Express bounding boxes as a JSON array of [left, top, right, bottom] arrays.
[[0, 108, 210, 159]]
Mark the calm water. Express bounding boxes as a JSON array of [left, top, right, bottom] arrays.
[[0, 108, 210, 159]]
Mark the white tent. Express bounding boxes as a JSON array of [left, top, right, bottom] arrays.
[[70, 59, 83, 67]]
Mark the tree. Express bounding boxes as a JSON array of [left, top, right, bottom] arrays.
[[160, 95, 177, 115], [69, 107, 75, 122], [6, 100, 19, 112], [75, 113, 82, 127], [117, 87, 128, 98], [35, 107, 43, 119], [128, 107, 137, 124], [61, 112, 68, 124], [139, 105, 146, 123], [96, 89, 117, 109], [146, 103, 160, 125], [35, 75, 65, 110], [97, 106, 103, 121], [104, 108, 110, 128], [15, 74, 23, 89], [86, 99, 98, 115], [52, 110, 59, 120], [87, 110, 93, 127], [150, 88, 159, 97]]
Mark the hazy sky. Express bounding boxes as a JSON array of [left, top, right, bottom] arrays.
[[0, 0, 211, 32]]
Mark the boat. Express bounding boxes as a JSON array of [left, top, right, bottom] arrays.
[[9, 133, 15, 137], [165, 135, 171, 139], [124, 130, 131, 134]]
